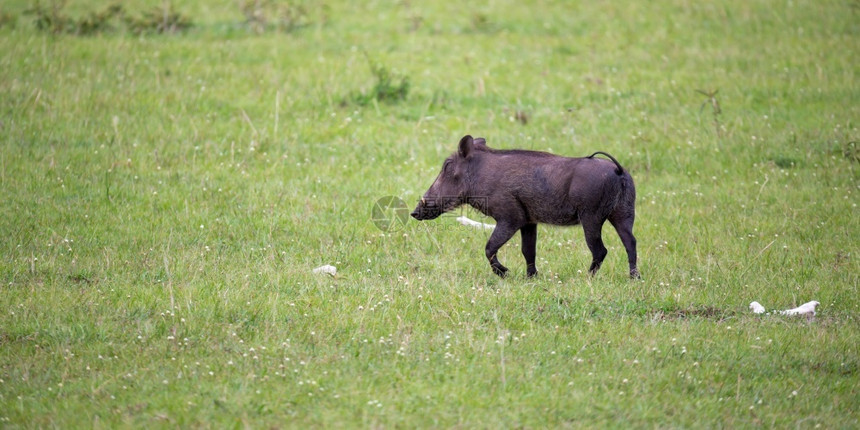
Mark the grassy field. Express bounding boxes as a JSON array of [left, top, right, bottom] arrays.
[[0, 0, 858, 427]]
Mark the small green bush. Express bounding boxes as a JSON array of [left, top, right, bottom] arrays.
[[24, 0, 191, 36], [25, 0, 68, 34], [350, 55, 410, 106], [240, 0, 317, 34], [124, 3, 192, 35], [74, 4, 123, 35]]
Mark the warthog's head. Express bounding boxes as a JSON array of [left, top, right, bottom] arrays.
[[411, 135, 484, 220]]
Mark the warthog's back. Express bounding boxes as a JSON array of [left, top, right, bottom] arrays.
[[473, 148, 628, 226]]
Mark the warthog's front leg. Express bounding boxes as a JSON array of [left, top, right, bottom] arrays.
[[520, 223, 538, 277], [485, 222, 518, 277]]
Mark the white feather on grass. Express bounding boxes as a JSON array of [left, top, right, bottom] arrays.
[[456, 216, 495, 230], [749, 301, 766, 314], [778, 301, 819, 316], [748, 300, 819, 317], [312, 265, 337, 276]]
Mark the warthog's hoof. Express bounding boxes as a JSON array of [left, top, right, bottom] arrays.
[[492, 264, 509, 278]]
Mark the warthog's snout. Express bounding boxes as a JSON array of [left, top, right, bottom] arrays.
[[411, 197, 424, 219], [411, 197, 442, 220]]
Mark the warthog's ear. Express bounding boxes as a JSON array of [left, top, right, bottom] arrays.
[[474, 137, 487, 146], [458, 135, 474, 158]]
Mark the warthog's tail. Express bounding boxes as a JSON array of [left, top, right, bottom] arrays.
[[587, 151, 624, 175]]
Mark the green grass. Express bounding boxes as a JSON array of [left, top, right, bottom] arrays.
[[1, 0, 858, 427]]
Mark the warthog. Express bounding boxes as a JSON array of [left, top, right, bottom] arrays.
[[411, 135, 639, 279]]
